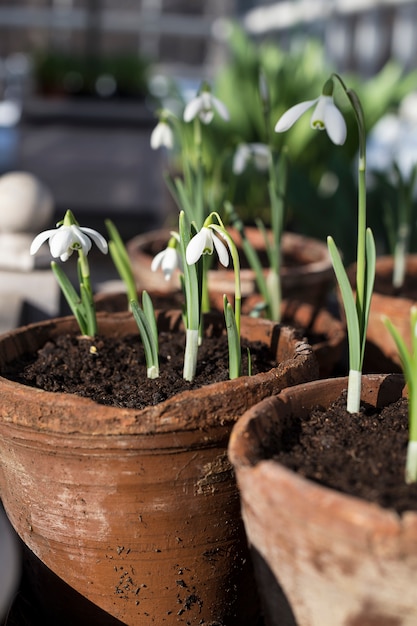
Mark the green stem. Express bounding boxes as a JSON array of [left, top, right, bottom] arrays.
[[78, 249, 96, 336]]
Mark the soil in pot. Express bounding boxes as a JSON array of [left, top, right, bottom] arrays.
[[271, 390, 416, 514], [3, 320, 278, 408]]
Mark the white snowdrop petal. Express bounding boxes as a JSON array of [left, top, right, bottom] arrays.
[[49, 228, 73, 258], [324, 101, 347, 145], [233, 145, 249, 174], [213, 233, 229, 267], [81, 227, 108, 254], [151, 249, 165, 272], [275, 99, 318, 133], [186, 229, 210, 265], [199, 110, 214, 124], [183, 97, 203, 122], [211, 95, 230, 121], [29, 229, 56, 255], [71, 226, 92, 255]]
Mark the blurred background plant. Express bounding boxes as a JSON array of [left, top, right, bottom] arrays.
[[154, 23, 417, 265]]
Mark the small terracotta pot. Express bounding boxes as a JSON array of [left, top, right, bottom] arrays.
[[0, 311, 318, 625], [345, 255, 417, 373], [228, 374, 417, 626], [127, 228, 334, 307]]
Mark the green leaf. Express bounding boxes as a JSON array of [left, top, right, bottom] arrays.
[[327, 237, 360, 371], [142, 291, 158, 349], [106, 220, 138, 304], [360, 228, 376, 367], [131, 300, 159, 378], [51, 261, 88, 335], [224, 295, 241, 379]]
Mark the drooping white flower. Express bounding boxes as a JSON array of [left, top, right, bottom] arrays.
[[151, 244, 181, 281], [233, 143, 271, 175], [150, 119, 174, 150], [275, 94, 347, 145], [186, 226, 230, 267], [30, 212, 108, 262], [183, 86, 229, 125]]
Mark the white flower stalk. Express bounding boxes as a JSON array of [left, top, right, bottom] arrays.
[[275, 94, 347, 146], [30, 215, 108, 262], [151, 234, 181, 281], [233, 143, 271, 175], [186, 226, 230, 267], [150, 117, 174, 150], [183, 84, 230, 125]]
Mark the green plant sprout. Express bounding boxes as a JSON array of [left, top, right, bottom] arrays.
[[184, 210, 242, 381], [30, 209, 108, 337], [130, 292, 159, 379], [151, 83, 230, 314], [275, 74, 376, 413], [383, 307, 417, 484], [381, 162, 417, 289], [106, 211, 241, 382], [105, 219, 138, 306], [228, 71, 288, 323]]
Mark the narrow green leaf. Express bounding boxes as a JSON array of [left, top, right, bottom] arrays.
[[131, 300, 159, 377], [327, 237, 361, 371], [360, 228, 376, 367], [142, 291, 158, 349], [224, 295, 241, 379], [51, 261, 88, 335], [106, 220, 138, 304]]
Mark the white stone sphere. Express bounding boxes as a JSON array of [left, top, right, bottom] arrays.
[[0, 171, 54, 233]]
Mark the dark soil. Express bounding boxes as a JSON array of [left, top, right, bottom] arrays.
[[4, 330, 277, 410], [273, 390, 417, 514]]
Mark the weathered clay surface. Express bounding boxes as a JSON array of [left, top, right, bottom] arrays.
[[229, 374, 417, 626], [0, 311, 318, 625]]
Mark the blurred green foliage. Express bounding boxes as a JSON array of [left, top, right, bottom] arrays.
[[151, 24, 417, 263], [207, 25, 417, 263]]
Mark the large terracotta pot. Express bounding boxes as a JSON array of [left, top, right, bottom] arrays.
[[346, 255, 417, 373], [228, 374, 416, 626], [0, 311, 318, 625], [127, 228, 334, 307]]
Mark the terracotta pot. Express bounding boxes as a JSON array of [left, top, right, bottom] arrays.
[[127, 228, 334, 307], [228, 374, 417, 626], [0, 311, 318, 625], [346, 255, 417, 373]]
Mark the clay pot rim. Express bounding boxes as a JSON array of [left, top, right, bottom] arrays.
[[0, 311, 315, 438], [127, 228, 333, 279], [229, 374, 417, 528]]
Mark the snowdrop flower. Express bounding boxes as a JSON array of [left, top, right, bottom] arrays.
[[30, 210, 108, 262], [150, 116, 174, 150], [275, 85, 347, 146], [186, 226, 230, 267], [233, 143, 271, 175], [151, 234, 181, 281], [183, 83, 229, 125]]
